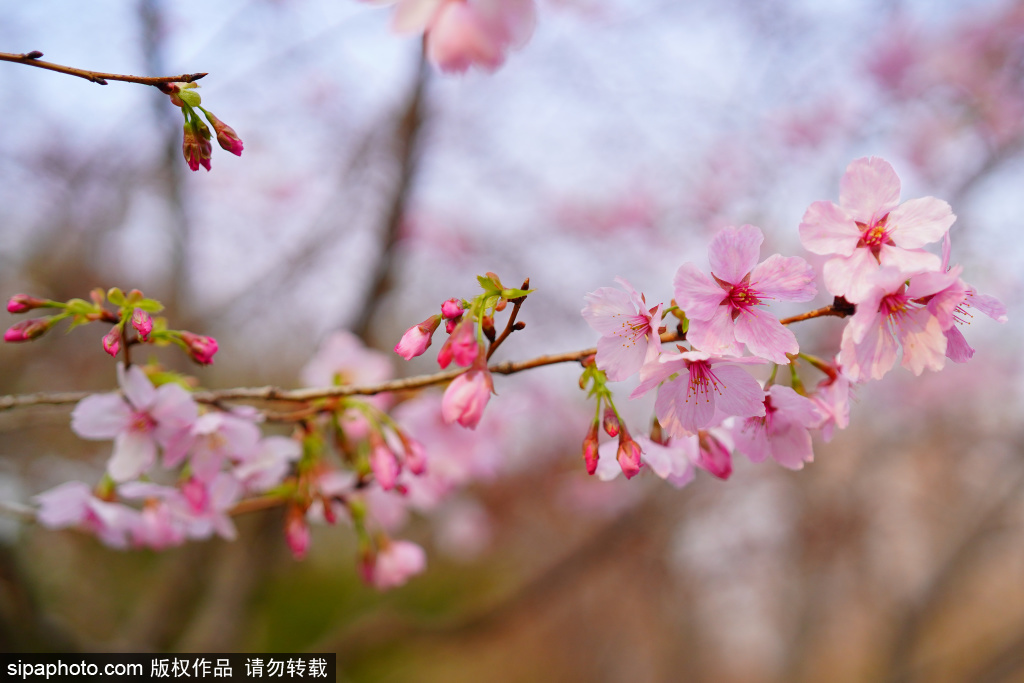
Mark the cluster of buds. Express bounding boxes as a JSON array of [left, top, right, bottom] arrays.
[[159, 82, 243, 172], [4, 287, 218, 366], [394, 273, 532, 429]]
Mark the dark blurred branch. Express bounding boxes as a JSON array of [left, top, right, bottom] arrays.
[[0, 50, 206, 87], [350, 49, 429, 340], [884, 460, 1024, 683]]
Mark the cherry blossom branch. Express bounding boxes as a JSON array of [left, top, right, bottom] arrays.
[[485, 278, 530, 360], [0, 50, 206, 87], [0, 299, 852, 413]]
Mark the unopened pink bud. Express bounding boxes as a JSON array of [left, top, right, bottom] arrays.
[[445, 318, 458, 334], [285, 505, 310, 560], [616, 427, 642, 480], [204, 110, 244, 156], [182, 122, 212, 172], [437, 319, 479, 369], [582, 421, 600, 475], [181, 478, 208, 513], [371, 539, 426, 590], [7, 294, 47, 314], [441, 367, 494, 429], [395, 315, 441, 360], [180, 331, 218, 365], [4, 318, 51, 343], [403, 437, 427, 476], [441, 298, 463, 319], [698, 431, 732, 480], [602, 407, 620, 437], [102, 327, 121, 357], [131, 309, 153, 340], [370, 442, 401, 491]]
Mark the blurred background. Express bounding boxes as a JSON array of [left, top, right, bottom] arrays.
[[1, 0, 1024, 680]]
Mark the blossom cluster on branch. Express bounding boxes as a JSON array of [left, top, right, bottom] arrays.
[[0, 157, 1007, 591]]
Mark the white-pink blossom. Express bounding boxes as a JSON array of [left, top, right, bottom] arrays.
[[582, 277, 664, 382], [631, 349, 767, 436], [71, 364, 198, 482], [799, 157, 955, 303], [372, 539, 427, 590], [732, 385, 821, 470], [674, 224, 816, 363]]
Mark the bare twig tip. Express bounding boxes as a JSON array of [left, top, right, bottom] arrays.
[[25, 51, 44, 59]]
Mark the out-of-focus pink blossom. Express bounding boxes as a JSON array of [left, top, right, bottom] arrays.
[[631, 349, 767, 436], [839, 267, 953, 381], [233, 436, 302, 493], [437, 318, 480, 369], [582, 277, 664, 381], [733, 385, 821, 470], [302, 330, 392, 387], [170, 411, 262, 481], [441, 365, 493, 429], [674, 224, 816, 363], [4, 317, 51, 342], [401, 436, 428, 475], [33, 481, 139, 549], [377, 0, 537, 74], [371, 539, 427, 590], [180, 331, 218, 365], [286, 505, 311, 560], [131, 309, 153, 340], [395, 315, 441, 360], [121, 474, 241, 541], [71, 364, 198, 482], [799, 157, 954, 302]]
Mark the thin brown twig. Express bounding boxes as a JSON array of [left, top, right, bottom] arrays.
[[485, 278, 530, 361], [0, 303, 846, 412], [0, 50, 206, 86]]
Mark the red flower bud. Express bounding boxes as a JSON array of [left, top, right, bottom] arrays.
[[602, 407, 620, 437], [180, 331, 218, 364], [582, 420, 600, 475], [131, 308, 153, 341], [4, 318, 51, 342], [7, 294, 47, 314], [203, 110, 244, 157], [102, 327, 121, 357]]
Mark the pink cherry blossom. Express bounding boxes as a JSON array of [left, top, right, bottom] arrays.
[[674, 225, 816, 363], [71, 364, 198, 482], [913, 233, 1008, 363], [441, 365, 493, 429], [233, 436, 302, 493], [799, 157, 955, 303], [838, 267, 954, 382], [582, 277, 664, 382], [631, 349, 767, 436], [121, 474, 241, 541], [733, 385, 821, 470], [395, 315, 441, 360], [371, 539, 427, 590], [378, 0, 536, 74]]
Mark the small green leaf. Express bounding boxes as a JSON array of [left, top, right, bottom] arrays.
[[134, 298, 165, 313], [107, 288, 125, 306], [501, 287, 535, 299], [178, 89, 202, 108], [64, 299, 94, 315]]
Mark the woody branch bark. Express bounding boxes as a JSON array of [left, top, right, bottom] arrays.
[[0, 50, 205, 87]]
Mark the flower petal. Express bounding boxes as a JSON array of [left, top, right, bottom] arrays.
[[839, 157, 901, 224], [708, 225, 763, 284]]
